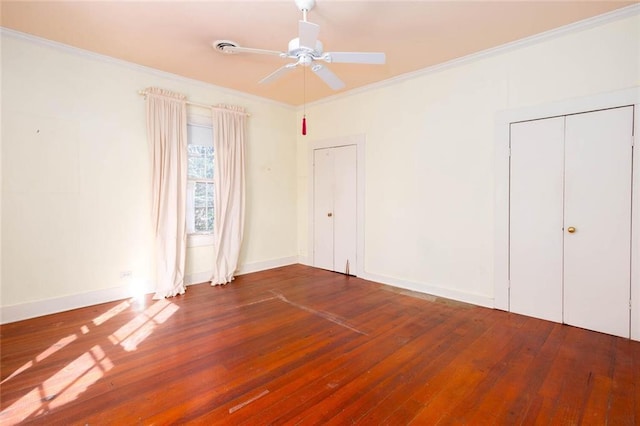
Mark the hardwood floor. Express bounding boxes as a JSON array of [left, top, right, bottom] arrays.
[[1, 264, 638, 425]]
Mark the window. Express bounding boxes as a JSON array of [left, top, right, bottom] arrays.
[[186, 120, 215, 247]]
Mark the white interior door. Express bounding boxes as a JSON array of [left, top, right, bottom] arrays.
[[563, 106, 633, 338], [332, 145, 357, 275], [313, 148, 335, 271], [509, 106, 633, 338], [313, 145, 357, 275], [509, 117, 565, 322]]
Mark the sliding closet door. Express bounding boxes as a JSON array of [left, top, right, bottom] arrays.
[[509, 117, 565, 322], [563, 106, 633, 338]]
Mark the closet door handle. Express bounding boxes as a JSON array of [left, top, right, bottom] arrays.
[[327, 212, 333, 217], [567, 226, 576, 233]]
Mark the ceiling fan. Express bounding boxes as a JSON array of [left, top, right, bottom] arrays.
[[213, 0, 386, 90]]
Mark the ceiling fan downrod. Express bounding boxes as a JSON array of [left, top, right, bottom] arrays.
[[214, 0, 385, 92], [295, 0, 315, 21]]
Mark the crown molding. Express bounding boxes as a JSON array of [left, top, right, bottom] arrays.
[[2, 2, 637, 112], [0, 27, 295, 111], [301, 3, 640, 111]]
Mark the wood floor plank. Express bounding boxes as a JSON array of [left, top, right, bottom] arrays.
[[407, 314, 530, 423], [1, 265, 638, 425], [330, 314, 481, 424], [221, 304, 429, 425], [246, 318, 420, 424], [459, 318, 557, 425], [603, 338, 638, 426], [357, 307, 496, 424]]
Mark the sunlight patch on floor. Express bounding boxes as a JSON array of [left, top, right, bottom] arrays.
[[1, 298, 179, 424], [1, 345, 113, 424], [1, 334, 78, 385], [36, 334, 78, 362], [93, 301, 130, 326], [0, 361, 33, 385], [109, 299, 179, 351]]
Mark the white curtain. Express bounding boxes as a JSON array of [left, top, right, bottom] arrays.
[[210, 105, 247, 285], [145, 88, 188, 299]]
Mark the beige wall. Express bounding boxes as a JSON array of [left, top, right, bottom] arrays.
[[2, 11, 638, 319], [297, 14, 640, 304], [1, 33, 297, 310]]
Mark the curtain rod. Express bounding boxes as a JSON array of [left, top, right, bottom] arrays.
[[137, 90, 250, 117]]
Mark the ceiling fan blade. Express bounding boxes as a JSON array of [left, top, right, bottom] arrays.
[[259, 64, 297, 85], [221, 45, 284, 57], [299, 20, 320, 50], [311, 64, 345, 90], [324, 52, 386, 64]]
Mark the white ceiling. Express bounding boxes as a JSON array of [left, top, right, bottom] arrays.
[[1, 0, 636, 106]]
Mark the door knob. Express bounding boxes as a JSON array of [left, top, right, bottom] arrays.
[[567, 226, 576, 233], [327, 212, 333, 217]]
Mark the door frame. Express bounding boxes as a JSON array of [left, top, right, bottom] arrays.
[[308, 134, 365, 277], [494, 87, 640, 341]]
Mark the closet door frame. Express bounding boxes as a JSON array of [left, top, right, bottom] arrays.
[[494, 87, 640, 341], [307, 134, 366, 278]]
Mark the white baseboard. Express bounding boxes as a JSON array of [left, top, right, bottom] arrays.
[[1, 256, 299, 324], [184, 271, 212, 286], [1, 258, 493, 324], [237, 256, 299, 275], [360, 271, 494, 308], [297, 255, 311, 266], [1, 280, 155, 325], [300, 256, 493, 308], [186, 256, 300, 286]]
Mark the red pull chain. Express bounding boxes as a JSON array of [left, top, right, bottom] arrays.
[[302, 67, 307, 136]]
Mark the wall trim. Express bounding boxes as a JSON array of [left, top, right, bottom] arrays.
[[307, 134, 366, 278], [237, 256, 299, 275], [0, 27, 294, 111], [494, 86, 640, 341], [297, 255, 311, 266], [3, 4, 636, 113], [184, 271, 213, 286], [1, 280, 155, 325], [301, 4, 640, 111], [2, 256, 299, 324], [361, 272, 494, 309], [185, 256, 300, 285]]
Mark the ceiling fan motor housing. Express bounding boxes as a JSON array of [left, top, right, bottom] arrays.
[[288, 38, 323, 59], [218, 0, 384, 90]]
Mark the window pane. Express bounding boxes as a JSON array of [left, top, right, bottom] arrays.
[[189, 157, 206, 179], [188, 157, 198, 179], [188, 144, 214, 180], [205, 156, 214, 179], [194, 182, 207, 207], [207, 207, 214, 231], [194, 207, 208, 232], [206, 183, 214, 207], [187, 135, 214, 234]]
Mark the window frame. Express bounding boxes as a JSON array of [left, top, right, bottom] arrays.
[[186, 113, 215, 248]]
